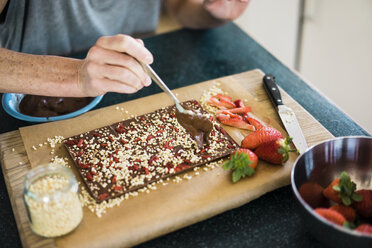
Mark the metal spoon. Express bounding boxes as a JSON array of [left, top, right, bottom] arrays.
[[141, 63, 213, 148], [141, 63, 194, 116]]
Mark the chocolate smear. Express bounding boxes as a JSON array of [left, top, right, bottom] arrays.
[[175, 107, 213, 149]]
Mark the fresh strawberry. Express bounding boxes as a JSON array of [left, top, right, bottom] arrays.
[[355, 224, 372, 235], [353, 189, 372, 218], [223, 148, 258, 183], [322, 171, 362, 206], [314, 208, 347, 226], [254, 137, 295, 164], [241, 126, 283, 149], [208, 94, 236, 109], [329, 205, 356, 222], [323, 178, 341, 204], [216, 112, 255, 131], [299, 182, 328, 208]]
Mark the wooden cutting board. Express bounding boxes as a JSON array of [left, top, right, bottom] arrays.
[[0, 70, 333, 248]]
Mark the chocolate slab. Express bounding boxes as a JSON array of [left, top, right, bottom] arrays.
[[64, 100, 237, 202]]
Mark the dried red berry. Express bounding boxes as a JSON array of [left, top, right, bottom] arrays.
[[116, 127, 125, 133], [76, 151, 84, 157], [78, 163, 90, 169], [92, 132, 102, 137], [65, 140, 75, 146], [86, 172, 93, 181], [113, 186, 123, 191], [99, 193, 109, 201], [77, 139, 84, 147]]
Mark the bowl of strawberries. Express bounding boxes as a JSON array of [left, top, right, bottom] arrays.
[[291, 136, 372, 248]]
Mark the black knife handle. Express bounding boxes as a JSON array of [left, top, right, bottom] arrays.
[[263, 74, 284, 109]]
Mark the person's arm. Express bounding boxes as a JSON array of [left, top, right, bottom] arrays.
[[0, 35, 153, 97], [165, 0, 250, 29], [0, 0, 7, 14]]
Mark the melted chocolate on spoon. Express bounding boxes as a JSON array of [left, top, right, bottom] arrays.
[[175, 108, 213, 149]]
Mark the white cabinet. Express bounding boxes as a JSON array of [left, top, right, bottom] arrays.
[[300, 0, 372, 134], [235, 0, 300, 67], [235, 0, 372, 134]]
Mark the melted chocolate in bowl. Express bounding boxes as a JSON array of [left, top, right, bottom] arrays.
[[19, 95, 94, 118], [175, 109, 213, 149]]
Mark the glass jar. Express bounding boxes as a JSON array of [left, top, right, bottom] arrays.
[[23, 164, 83, 238]]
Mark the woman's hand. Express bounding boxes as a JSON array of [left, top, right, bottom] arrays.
[[203, 0, 250, 21], [78, 34, 153, 96]]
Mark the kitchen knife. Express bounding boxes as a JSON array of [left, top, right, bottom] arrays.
[[263, 74, 308, 154]]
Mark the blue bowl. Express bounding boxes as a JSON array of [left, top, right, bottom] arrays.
[[2, 93, 103, 122]]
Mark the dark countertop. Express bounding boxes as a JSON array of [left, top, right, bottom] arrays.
[[0, 23, 369, 248]]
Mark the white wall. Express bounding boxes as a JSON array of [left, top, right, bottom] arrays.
[[300, 0, 372, 134], [235, 0, 372, 134], [235, 0, 300, 67]]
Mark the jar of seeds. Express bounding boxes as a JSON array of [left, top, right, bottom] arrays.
[[23, 164, 83, 237]]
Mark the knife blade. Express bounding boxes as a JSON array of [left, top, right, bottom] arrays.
[[263, 74, 308, 154]]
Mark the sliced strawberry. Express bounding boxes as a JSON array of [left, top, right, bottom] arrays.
[[353, 189, 372, 218], [355, 224, 372, 235], [323, 171, 362, 206], [254, 137, 295, 164], [234, 99, 245, 108], [207, 94, 236, 109], [314, 208, 347, 226], [329, 205, 356, 222], [299, 182, 328, 208], [216, 106, 252, 115], [241, 127, 283, 149], [243, 114, 264, 130], [216, 113, 255, 131], [223, 148, 258, 183]]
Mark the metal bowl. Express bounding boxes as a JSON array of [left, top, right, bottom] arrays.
[[291, 136, 372, 248], [2, 93, 103, 122]]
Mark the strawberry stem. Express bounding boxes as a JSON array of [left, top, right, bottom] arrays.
[[333, 171, 362, 205], [223, 151, 255, 183]]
